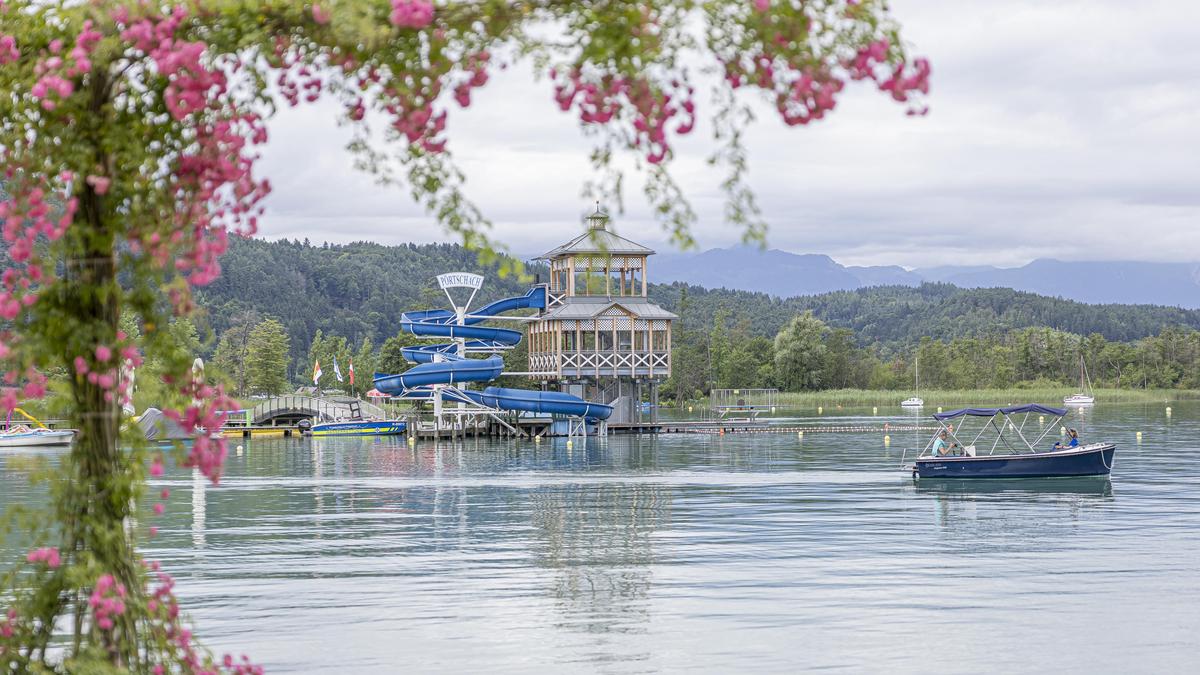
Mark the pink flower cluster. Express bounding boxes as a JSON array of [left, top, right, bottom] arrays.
[[74, 336, 141, 404], [26, 546, 61, 569], [0, 609, 17, 639], [28, 20, 102, 110], [89, 573, 127, 631], [0, 367, 48, 412], [0, 174, 76, 267], [162, 378, 236, 483], [452, 51, 491, 108], [130, 558, 262, 673], [113, 5, 270, 288], [390, 0, 434, 29], [723, 35, 930, 126], [383, 86, 448, 153], [0, 34, 18, 65], [552, 69, 696, 164]]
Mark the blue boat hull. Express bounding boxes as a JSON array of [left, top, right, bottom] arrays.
[[310, 421, 406, 437], [915, 444, 1115, 479]]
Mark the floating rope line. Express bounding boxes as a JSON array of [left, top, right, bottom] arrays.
[[660, 424, 941, 435]]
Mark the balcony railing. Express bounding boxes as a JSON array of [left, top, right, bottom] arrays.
[[528, 350, 670, 378]]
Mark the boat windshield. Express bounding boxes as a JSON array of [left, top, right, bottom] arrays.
[[917, 404, 1068, 458]]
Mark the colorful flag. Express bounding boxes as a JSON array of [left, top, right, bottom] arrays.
[[333, 356, 344, 383], [348, 358, 355, 386], [312, 360, 322, 385]]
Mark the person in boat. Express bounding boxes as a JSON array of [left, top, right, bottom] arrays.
[[1054, 428, 1080, 450], [931, 430, 959, 456]]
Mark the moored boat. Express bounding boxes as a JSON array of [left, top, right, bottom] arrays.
[[900, 355, 924, 408], [309, 420, 405, 437], [903, 404, 1115, 479], [0, 426, 75, 448], [1064, 355, 1096, 405]]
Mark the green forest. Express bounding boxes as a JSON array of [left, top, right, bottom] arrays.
[[190, 236, 1200, 398]]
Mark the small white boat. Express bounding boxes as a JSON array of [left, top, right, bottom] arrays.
[[1064, 355, 1096, 406], [0, 426, 75, 448], [901, 355, 924, 408]]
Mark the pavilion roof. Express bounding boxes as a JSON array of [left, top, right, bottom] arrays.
[[539, 228, 654, 258], [540, 297, 677, 320]]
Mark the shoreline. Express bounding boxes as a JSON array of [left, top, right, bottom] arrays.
[[693, 388, 1200, 408]]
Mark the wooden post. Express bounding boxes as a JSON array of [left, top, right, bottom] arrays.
[[641, 256, 648, 296], [666, 322, 672, 375]]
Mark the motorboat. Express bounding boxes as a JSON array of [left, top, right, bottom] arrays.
[[1063, 393, 1095, 405], [900, 397, 925, 408], [308, 419, 406, 437], [902, 404, 1115, 479], [0, 426, 75, 448]]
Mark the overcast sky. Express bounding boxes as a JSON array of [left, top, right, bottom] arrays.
[[255, 0, 1200, 269]]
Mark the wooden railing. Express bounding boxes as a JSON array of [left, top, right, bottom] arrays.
[[528, 350, 670, 378]]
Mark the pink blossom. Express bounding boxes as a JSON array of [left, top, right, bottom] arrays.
[[86, 175, 111, 195], [753, 0, 769, 12], [390, 0, 434, 28], [153, 503, 165, 515], [0, 35, 18, 65], [26, 546, 61, 569], [312, 4, 330, 24], [150, 458, 164, 477], [95, 344, 112, 361]]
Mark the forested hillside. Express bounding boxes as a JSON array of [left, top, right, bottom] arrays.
[[191, 237, 1200, 392], [197, 237, 535, 378], [654, 283, 1200, 351]]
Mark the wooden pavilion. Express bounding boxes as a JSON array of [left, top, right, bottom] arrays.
[[527, 208, 676, 424]]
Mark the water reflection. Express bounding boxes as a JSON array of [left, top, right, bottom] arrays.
[[191, 468, 206, 549], [529, 479, 672, 637], [914, 477, 1114, 498]]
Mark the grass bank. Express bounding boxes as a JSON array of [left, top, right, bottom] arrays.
[[753, 388, 1200, 408]]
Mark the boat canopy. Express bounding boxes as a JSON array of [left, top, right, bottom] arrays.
[[933, 403, 1067, 421]]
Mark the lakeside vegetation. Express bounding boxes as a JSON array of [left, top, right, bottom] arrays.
[[758, 388, 1200, 408]]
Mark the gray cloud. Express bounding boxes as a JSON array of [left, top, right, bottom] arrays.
[[256, 0, 1200, 269]]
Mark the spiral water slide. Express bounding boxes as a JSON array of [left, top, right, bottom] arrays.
[[373, 287, 613, 420]]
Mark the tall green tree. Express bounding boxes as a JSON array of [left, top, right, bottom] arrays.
[[246, 319, 291, 396], [774, 312, 831, 391]]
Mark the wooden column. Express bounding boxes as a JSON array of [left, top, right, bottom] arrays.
[[641, 257, 648, 297]]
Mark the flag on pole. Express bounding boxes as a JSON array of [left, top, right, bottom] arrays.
[[312, 360, 322, 385], [348, 358, 355, 386], [333, 356, 344, 383]]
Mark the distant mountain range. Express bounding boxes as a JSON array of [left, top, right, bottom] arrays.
[[650, 247, 1200, 309]]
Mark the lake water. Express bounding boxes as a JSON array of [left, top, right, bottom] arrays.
[[3, 402, 1198, 672]]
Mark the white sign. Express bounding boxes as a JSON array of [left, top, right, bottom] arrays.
[[437, 272, 484, 290]]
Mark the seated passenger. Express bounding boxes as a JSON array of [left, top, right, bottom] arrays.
[[931, 430, 959, 457], [1054, 428, 1080, 450]]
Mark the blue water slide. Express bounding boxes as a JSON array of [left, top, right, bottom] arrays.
[[373, 287, 612, 420]]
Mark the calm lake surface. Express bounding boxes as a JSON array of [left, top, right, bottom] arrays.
[[3, 402, 1198, 672]]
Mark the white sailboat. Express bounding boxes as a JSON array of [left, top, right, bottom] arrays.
[[901, 354, 924, 408], [1064, 354, 1095, 405]]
